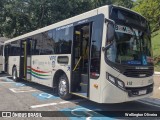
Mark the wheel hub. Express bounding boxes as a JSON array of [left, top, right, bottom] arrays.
[[13, 71, 16, 79], [59, 79, 67, 95]]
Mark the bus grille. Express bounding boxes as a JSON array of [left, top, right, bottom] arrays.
[[123, 68, 154, 78], [126, 84, 153, 97]]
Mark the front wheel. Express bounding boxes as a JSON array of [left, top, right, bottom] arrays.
[[12, 67, 18, 82], [58, 74, 72, 100]]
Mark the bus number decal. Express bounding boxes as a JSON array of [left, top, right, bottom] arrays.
[[49, 56, 56, 68], [49, 56, 56, 61], [127, 81, 132, 85]]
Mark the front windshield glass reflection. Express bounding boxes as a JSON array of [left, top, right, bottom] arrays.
[[107, 25, 152, 66]]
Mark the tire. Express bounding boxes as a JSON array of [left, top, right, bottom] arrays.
[[58, 74, 72, 100], [12, 67, 18, 82]]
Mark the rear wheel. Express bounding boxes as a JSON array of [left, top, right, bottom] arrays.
[[12, 67, 18, 82], [58, 74, 72, 100]]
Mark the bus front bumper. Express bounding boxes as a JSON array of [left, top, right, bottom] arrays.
[[101, 82, 153, 103]]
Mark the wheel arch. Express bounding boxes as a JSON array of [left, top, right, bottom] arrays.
[[52, 69, 68, 93], [12, 64, 17, 73]]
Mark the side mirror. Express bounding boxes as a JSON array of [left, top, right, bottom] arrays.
[[107, 22, 115, 42], [102, 19, 115, 51], [102, 42, 113, 51]]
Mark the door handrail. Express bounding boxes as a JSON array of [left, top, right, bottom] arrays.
[[73, 56, 82, 71]]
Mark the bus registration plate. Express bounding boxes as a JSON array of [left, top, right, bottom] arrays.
[[139, 90, 147, 95]]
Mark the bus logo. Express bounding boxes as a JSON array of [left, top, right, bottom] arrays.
[[139, 74, 146, 77]]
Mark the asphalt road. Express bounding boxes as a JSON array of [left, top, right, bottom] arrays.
[[0, 74, 160, 120]]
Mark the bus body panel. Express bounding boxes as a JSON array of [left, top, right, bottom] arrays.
[[0, 43, 3, 73], [3, 5, 154, 103], [8, 56, 20, 76], [30, 55, 71, 88], [0, 56, 3, 73], [88, 6, 110, 103], [101, 82, 153, 103], [118, 74, 153, 88], [100, 62, 154, 103]]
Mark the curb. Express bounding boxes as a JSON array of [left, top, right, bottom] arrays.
[[154, 72, 160, 75], [138, 98, 160, 107], [154, 71, 160, 75]]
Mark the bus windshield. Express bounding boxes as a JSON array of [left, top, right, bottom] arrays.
[[107, 7, 152, 66], [114, 26, 152, 65]]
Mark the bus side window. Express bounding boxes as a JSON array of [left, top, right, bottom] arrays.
[[55, 27, 73, 54]]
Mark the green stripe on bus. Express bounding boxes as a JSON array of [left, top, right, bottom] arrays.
[[27, 69, 50, 77]]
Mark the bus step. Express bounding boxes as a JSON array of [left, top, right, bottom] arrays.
[[81, 74, 88, 84], [80, 82, 88, 93], [71, 92, 87, 98]]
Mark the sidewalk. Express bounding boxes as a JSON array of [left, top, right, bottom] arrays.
[[152, 75, 160, 99], [139, 74, 160, 106], [155, 71, 160, 75]]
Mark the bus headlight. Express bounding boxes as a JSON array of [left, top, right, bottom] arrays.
[[108, 75, 116, 84], [117, 80, 125, 88], [106, 72, 125, 90]]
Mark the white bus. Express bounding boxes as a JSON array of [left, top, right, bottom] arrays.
[[3, 5, 154, 103], [0, 42, 4, 73]]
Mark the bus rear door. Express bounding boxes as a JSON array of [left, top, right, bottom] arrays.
[[20, 40, 31, 80]]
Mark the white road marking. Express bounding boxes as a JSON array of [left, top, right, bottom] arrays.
[[31, 103, 57, 108], [138, 100, 160, 108], [9, 88, 38, 93], [59, 101, 69, 104], [9, 87, 39, 93], [30, 99, 85, 109], [9, 88, 17, 93]]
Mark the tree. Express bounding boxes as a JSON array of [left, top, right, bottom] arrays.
[[0, 0, 135, 38], [133, 0, 160, 32]]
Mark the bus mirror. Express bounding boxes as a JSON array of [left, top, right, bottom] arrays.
[[102, 19, 115, 51], [102, 42, 113, 51], [105, 18, 115, 43], [107, 23, 115, 43]]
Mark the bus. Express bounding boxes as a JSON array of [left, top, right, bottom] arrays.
[[3, 5, 154, 103], [0, 42, 4, 73]]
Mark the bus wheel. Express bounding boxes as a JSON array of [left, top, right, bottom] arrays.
[[12, 67, 18, 82], [58, 74, 72, 100]]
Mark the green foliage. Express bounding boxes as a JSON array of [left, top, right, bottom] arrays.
[[133, 0, 160, 32], [0, 0, 96, 38], [152, 29, 160, 71], [1, 0, 156, 38], [113, 0, 133, 8]]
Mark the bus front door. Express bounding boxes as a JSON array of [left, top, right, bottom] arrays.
[[71, 23, 92, 98]]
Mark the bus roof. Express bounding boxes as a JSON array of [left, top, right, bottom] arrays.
[[111, 5, 146, 20], [4, 5, 145, 44], [5, 5, 108, 44]]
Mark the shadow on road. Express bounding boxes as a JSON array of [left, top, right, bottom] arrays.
[[0, 74, 160, 119]]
